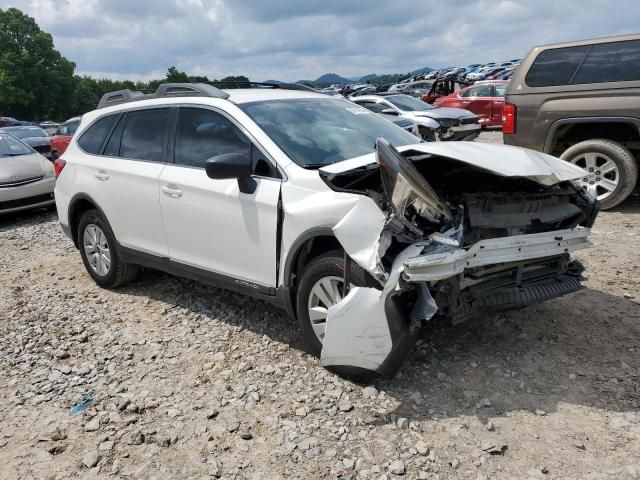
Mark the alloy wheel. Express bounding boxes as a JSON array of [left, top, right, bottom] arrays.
[[307, 275, 352, 342], [568, 152, 620, 201], [83, 224, 111, 276]]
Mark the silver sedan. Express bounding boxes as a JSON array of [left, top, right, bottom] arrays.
[[0, 132, 55, 214]]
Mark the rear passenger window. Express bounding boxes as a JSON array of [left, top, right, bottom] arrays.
[[120, 108, 170, 162], [573, 40, 640, 84], [77, 114, 118, 154], [174, 108, 251, 168], [525, 45, 590, 87], [103, 115, 125, 157]]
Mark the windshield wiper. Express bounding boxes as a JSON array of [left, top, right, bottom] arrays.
[[300, 163, 330, 169]]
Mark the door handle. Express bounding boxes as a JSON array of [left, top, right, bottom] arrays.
[[161, 185, 183, 198], [94, 171, 109, 181]]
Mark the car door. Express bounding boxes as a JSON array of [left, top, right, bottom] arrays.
[[159, 106, 282, 288], [458, 83, 494, 125], [491, 83, 507, 126], [77, 107, 170, 257]]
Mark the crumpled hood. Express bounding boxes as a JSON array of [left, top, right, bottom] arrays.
[[320, 141, 586, 186], [412, 107, 476, 120]]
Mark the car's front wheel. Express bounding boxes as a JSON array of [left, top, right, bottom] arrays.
[[78, 209, 138, 288], [560, 139, 638, 209], [295, 250, 372, 356]]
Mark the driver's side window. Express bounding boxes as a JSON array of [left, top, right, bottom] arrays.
[[174, 108, 251, 169]]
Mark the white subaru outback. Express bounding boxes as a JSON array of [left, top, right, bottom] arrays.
[[54, 83, 599, 377]]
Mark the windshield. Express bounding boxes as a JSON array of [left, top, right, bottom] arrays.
[[0, 133, 33, 157], [386, 95, 434, 111], [240, 98, 419, 168], [2, 126, 48, 139]]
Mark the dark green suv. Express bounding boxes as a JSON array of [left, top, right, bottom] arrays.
[[504, 34, 640, 209]]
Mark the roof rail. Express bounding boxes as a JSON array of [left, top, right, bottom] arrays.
[[97, 89, 145, 109], [96, 82, 230, 109], [212, 81, 318, 92]]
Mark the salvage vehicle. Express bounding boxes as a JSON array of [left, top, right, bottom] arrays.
[[434, 80, 509, 127], [50, 117, 81, 160], [504, 34, 640, 209], [0, 125, 52, 159], [350, 93, 480, 141], [0, 132, 56, 214], [55, 83, 598, 377]]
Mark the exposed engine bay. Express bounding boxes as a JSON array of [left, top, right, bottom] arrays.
[[316, 140, 599, 377]]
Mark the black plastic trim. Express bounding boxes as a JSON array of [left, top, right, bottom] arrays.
[[544, 116, 640, 153], [67, 193, 109, 248], [282, 227, 336, 288], [118, 244, 281, 304]]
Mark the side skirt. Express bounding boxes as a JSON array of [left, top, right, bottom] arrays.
[[118, 244, 284, 308]]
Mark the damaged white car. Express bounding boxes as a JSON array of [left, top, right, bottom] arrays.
[[54, 83, 599, 377]]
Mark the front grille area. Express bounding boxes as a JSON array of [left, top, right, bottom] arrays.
[[0, 175, 45, 188], [0, 193, 54, 211]]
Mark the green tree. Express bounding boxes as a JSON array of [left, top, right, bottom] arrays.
[[166, 66, 189, 83], [0, 7, 76, 120]]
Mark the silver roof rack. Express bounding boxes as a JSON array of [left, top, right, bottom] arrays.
[[96, 83, 230, 109]]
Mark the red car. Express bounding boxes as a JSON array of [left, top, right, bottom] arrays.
[[433, 81, 508, 127], [49, 116, 81, 160]]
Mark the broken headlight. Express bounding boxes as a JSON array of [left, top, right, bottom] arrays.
[[376, 138, 453, 234]]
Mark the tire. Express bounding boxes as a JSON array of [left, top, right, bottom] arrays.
[[419, 126, 437, 142], [77, 209, 138, 288], [560, 139, 638, 209], [295, 250, 374, 357], [51, 151, 59, 161]]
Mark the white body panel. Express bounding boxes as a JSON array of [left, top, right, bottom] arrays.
[[159, 165, 281, 286], [75, 154, 167, 256]]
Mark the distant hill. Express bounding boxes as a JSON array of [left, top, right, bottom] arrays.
[[294, 66, 434, 87], [263, 79, 283, 84], [314, 73, 352, 84], [357, 74, 378, 82], [409, 66, 433, 76]]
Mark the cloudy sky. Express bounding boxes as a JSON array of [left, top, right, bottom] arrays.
[[3, 0, 639, 81]]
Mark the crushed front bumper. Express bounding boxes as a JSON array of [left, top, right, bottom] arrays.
[[403, 227, 591, 282], [321, 222, 592, 377]]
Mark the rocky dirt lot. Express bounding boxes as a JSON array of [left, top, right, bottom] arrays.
[[1, 132, 639, 480]]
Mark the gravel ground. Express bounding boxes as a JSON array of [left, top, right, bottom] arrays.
[[1, 131, 639, 479]]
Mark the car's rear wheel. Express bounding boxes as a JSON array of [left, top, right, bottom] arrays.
[[295, 250, 372, 356], [560, 139, 638, 209], [78, 209, 138, 288]]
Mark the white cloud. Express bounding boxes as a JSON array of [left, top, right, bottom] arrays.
[[1, 0, 637, 81]]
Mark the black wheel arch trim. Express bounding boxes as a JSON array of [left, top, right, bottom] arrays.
[[282, 227, 337, 288], [544, 117, 640, 154], [67, 193, 110, 249]]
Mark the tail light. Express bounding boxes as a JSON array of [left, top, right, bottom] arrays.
[[53, 158, 66, 178], [502, 102, 516, 134]]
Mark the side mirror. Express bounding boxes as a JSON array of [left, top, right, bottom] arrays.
[[205, 152, 252, 180], [381, 108, 399, 116], [205, 152, 257, 194]]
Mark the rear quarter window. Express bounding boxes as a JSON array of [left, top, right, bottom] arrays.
[[525, 45, 590, 87], [77, 114, 118, 154], [525, 40, 640, 87]]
